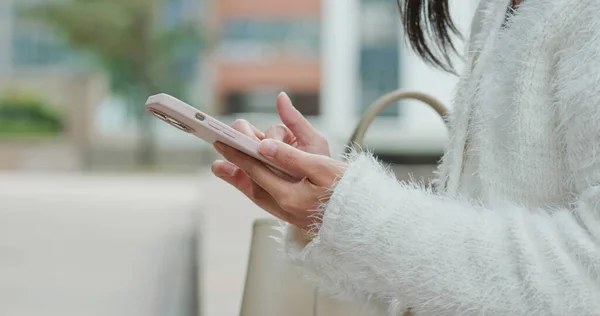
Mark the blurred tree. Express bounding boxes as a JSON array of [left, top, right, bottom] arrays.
[[21, 0, 202, 167]]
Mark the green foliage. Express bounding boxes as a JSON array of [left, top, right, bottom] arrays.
[[19, 0, 204, 164], [21, 0, 202, 117], [0, 92, 63, 136]]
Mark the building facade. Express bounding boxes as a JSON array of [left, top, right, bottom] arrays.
[[207, 0, 322, 116], [207, 0, 478, 156], [321, 0, 478, 155]]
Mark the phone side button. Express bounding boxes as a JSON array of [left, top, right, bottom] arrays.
[[208, 120, 222, 131], [223, 128, 236, 138]]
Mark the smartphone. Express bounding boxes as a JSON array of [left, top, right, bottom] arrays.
[[145, 93, 297, 181]]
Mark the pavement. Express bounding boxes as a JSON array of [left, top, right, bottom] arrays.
[[0, 163, 436, 316], [0, 170, 272, 316]]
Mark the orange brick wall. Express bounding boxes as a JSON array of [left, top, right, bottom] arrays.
[[208, 0, 322, 114], [216, 59, 320, 93], [216, 0, 320, 19]]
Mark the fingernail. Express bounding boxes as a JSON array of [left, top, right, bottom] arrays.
[[278, 91, 291, 102], [259, 139, 277, 158], [214, 143, 224, 154], [220, 162, 237, 177]]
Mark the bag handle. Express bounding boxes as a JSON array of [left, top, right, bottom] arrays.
[[344, 91, 448, 316], [345, 89, 449, 154]]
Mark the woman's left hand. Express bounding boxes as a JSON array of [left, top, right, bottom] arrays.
[[213, 139, 345, 231]]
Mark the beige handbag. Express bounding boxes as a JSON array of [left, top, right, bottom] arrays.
[[240, 90, 448, 316]]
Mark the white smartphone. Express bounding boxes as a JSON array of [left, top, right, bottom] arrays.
[[145, 93, 297, 180]]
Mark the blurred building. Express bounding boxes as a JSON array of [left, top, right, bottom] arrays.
[[208, 0, 321, 116], [207, 0, 401, 116], [0, 0, 480, 170], [208, 0, 479, 157], [320, 0, 479, 157]]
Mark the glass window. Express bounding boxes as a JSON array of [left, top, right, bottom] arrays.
[[164, 0, 184, 27], [11, 0, 199, 69], [163, 0, 199, 26], [11, 2, 74, 67], [224, 90, 320, 116], [359, 45, 400, 116], [218, 19, 320, 62], [357, 0, 401, 117]]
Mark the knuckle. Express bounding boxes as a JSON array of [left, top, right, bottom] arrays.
[[315, 132, 329, 146], [310, 159, 329, 177], [280, 153, 298, 169], [231, 119, 249, 131], [265, 124, 287, 141], [264, 125, 277, 137], [278, 196, 297, 212], [275, 124, 287, 132]]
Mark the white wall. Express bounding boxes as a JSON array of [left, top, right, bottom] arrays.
[[320, 0, 360, 140]]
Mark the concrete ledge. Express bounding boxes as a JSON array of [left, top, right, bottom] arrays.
[[0, 141, 80, 170]]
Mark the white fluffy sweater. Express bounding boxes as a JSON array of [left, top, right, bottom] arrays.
[[279, 0, 600, 315]]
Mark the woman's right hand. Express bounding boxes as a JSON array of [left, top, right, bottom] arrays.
[[211, 92, 330, 236]]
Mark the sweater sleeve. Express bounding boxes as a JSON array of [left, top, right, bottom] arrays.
[[277, 10, 600, 316]]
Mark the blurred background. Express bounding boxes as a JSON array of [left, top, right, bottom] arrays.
[[0, 0, 478, 315]]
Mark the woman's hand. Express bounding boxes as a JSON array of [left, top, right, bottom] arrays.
[[211, 92, 339, 231], [213, 138, 345, 231]]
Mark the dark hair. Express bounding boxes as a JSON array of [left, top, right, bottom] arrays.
[[398, 0, 462, 73]]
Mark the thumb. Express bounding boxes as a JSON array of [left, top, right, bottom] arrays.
[[258, 139, 331, 185], [276, 92, 318, 145]]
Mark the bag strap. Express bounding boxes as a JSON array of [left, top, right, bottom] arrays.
[[346, 46, 482, 155], [345, 89, 449, 154], [343, 90, 449, 316]]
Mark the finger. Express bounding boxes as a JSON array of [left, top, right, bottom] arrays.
[[212, 160, 265, 207], [231, 119, 265, 141], [264, 124, 297, 145], [276, 92, 319, 145], [211, 160, 298, 223], [257, 139, 341, 185], [216, 143, 292, 197], [211, 159, 239, 178]]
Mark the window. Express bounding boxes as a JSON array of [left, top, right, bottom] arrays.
[[11, 2, 74, 67], [161, 0, 201, 83], [218, 19, 320, 62], [357, 0, 401, 117], [163, 0, 199, 27], [359, 45, 400, 117], [224, 90, 320, 116], [164, 0, 184, 27], [11, 0, 200, 69]]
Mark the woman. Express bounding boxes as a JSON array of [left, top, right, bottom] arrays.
[[212, 0, 600, 314]]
